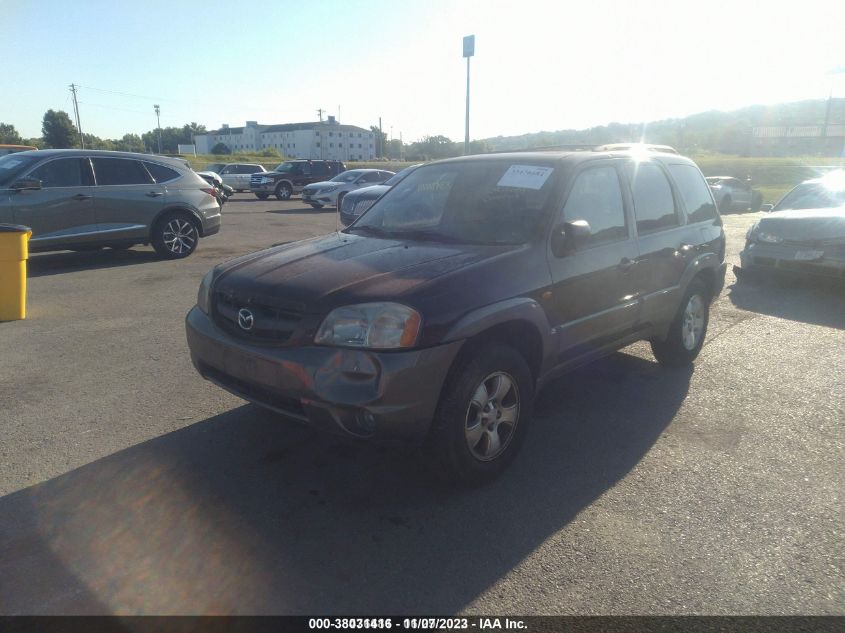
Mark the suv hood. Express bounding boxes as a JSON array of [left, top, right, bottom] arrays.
[[213, 233, 523, 315], [756, 207, 845, 241]]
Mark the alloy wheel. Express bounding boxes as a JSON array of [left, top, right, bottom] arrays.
[[464, 371, 520, 461]]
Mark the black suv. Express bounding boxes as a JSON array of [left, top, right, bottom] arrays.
[[187, 150, 726, 484], [250, 159, 346, 200]]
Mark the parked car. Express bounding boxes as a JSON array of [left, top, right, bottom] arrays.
[[736, 171, 845, 279], [187, 149, 725, 484], [197, 171, 234, 205], [0, 149, 221, 258], [705, 176, 762, 212], [301, 169, 394, 209], [339, 164, 423, 225], [250, 160, 346, 200], [214, 163, 267, 193]]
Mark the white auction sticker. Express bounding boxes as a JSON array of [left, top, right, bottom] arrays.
[[497, 165, 554, 190]]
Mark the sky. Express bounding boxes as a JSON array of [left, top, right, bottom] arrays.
[[3, 0, 844, 143]]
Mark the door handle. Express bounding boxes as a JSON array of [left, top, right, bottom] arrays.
[[145, 191, 164, 197], [71, 193, 92, 201], [617, 257, 636, 272]]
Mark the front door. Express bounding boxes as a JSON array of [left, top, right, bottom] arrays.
[[11, 157, 97, 248], [546, 161, 641, 361]]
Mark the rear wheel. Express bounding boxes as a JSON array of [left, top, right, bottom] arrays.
[[275, 182, 293, 201], [428, 344, 533, 486], [255, 193, 269, 200], [152, 212, 199, 259], [650, 278, 710, 367], [308, 203, 324, 209], [720, 195, 732, 213]]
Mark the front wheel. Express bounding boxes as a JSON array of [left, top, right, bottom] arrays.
[[255, 193, 269, 200], [308, 203, 323, 209], [275, 182, 293, 200], [751, 191, 763, 212], [152, 212, 199, 259], [428, 344, 533, 486], [650, 279, 710, 367], [719, 195, 732, 213]]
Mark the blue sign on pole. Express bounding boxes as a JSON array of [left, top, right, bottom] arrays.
[[463, 35, 475, 58]]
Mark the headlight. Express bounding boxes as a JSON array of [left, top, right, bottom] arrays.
[[756, 231, 783, 244], [315, 302, 422, 349], [259, 176, 270, 184], [197, 269, 217, 314]]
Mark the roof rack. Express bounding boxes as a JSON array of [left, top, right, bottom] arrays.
[[489, 143, 679, 155], [594, 143, 679, 154]]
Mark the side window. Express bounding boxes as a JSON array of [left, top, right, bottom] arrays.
[[300, 163, 312, 176], [668, 164, 717, 223], [626, 162, 678, 233], [312, 162, 328, 176], [93, 158, 152, 186], [220, 165, 235, 174], [28, 158, 88, 188], [561, 166, 628, 247], [143, 162, 180, 183]]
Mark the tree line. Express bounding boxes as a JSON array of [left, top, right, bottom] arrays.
[[0, 110, 208, 154]]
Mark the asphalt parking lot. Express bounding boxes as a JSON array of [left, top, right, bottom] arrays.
[[0, 196, 842, 615]]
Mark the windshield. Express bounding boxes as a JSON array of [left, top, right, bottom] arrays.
[[273, 162, 303, 174], [383, 164, 421, 186], [331, 170, 365, 183], [347, 160, 559, 244], [773, 182, 845, 211], [204, 163, 226, 173], [0, 154, 40, 186]]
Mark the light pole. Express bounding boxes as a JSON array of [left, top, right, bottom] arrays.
[[154, 104, 162, 154], [463, 35, 475, 156]]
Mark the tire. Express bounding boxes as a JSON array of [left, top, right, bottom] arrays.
[[428, 344, 534, 486], [255, 193, 269, 200], [720, 195, 732, 213], [336, 192, 346, 210], [274, 182, 293, 201], [308, 203, 324, 209], [151, 212, 199, 259], [751, 191, 763, 212], [650, 278, 710, 367]]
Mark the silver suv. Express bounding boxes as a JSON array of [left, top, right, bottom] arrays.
[[0, 150, 221, 258]]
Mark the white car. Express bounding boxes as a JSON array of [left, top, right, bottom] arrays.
[[211, 163, 267, 192], [300, 169, 394, 209]]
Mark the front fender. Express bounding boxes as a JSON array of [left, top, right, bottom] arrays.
[[679, 252, 723, 299]]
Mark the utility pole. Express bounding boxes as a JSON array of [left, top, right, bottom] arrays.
[[317, 108, 324, 122], [154, 104, 162, 154], [463, 35, 475, 156], [69, 83, 84, 148]]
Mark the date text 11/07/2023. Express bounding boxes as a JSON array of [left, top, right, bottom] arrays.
[[308, 618, 528, 630]]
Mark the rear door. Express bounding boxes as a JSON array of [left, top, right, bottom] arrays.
[[11, 157, 98, 247], [547, 161, 641, 360], [91, 157, 165, 241], [624, 160, 691, 328], [218, 164, 239, 189]]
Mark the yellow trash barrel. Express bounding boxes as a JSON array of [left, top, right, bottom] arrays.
[[0, 224, 32, 321]]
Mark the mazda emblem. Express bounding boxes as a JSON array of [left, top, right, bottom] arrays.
[[237, 308, 255, 331]]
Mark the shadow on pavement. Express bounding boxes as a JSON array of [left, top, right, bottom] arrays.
[[728, 272, 845, 330], [265, 205, 338, 216], [27, 249, 161, 278], [0, 352, 691, 615]]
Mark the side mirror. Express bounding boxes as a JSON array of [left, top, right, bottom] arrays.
[[551, 220, 591, 257], [761, 204, 773, 212], [11, 178, 42, 191]]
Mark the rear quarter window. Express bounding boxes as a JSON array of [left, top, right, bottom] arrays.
[[93, 158, 152, 186], [668, 164, 718, 223], [143, 162, 181, 183]]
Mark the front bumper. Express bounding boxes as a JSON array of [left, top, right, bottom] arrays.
[[739, 241, 845, 279], [250, 181, 275, 193], [302, 190, 338, 205], [185, 306, 463, 442]]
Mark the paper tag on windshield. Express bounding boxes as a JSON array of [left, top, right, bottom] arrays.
[[497, 165, 554, 190]]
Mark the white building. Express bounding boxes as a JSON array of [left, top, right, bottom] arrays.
[[194, 117, 377, 160]]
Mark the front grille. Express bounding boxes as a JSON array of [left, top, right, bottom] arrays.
[[354, 199, 376, 216], [200, 363, 307, 420], [212, 291, 304, 344], [250, 175, 265, 185]]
